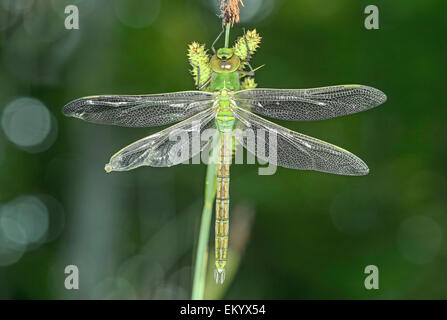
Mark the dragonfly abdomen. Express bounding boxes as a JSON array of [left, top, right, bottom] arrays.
[[214, 131, 232, 284]]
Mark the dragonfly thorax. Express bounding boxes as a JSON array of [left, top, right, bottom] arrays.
[[215, 90, 236, 133]]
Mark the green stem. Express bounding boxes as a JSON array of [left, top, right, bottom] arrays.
[[191, 141, 219, 300], [191, 23, 231, 300], [224, 23, 231, 48]]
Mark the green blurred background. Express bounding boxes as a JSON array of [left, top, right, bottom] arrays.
[[0, 0, 446, 299]]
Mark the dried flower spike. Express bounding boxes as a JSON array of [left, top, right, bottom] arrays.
[[220, 0, 244, 26]]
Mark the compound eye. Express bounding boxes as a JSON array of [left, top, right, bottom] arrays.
[[217, 53, 227, 60], [217, 48, 234, 60]]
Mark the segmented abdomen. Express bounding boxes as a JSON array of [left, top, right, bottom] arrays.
[[214, 131, 232, 284]]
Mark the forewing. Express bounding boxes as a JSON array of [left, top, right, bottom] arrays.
[[234, 85, 386, 121], [63, 91, 214, 127], [105, 108, 217, 171], [233, 107, 369, 176]]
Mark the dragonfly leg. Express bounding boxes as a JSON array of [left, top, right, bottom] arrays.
[[240, 28, 259, 76], [245, 61, 255, 73], [190, 63, 212, 90], [212, 26, 225, 54], [239, 64, 265, 79], [242, 27, 252, 61], [199, 75, 212, 90], [190, 62, 201, 89], [239, 70, 255, 77]]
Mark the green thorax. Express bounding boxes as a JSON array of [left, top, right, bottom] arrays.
[[209, 72, 240, 92], [212, 78, 238, 133], [207, 48, 241, 133]]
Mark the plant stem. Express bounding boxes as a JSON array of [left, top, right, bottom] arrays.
[[224, 23, 231, 48], [191, 23, 231, 299], [191, 23, 231, 300], [191, 141, 219, 300]]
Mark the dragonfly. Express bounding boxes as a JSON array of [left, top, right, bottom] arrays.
[[63, 30, 386, 284]]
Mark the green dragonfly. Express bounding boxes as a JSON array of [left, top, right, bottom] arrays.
[[63, 30, 386, 284]]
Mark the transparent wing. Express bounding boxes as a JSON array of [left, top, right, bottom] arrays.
[[234, 85, 386, 121], [63, 91, 215, 127], [105, 108, 217, 171], [233, 107, 369, 176]]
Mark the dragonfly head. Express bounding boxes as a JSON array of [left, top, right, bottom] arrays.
[[216, 48, 234, 60], [210, 48, 240, 73]]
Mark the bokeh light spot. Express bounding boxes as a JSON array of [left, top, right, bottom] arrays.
[[0, 204, 27, 266], [0, 228, 26, 267], [0, 195, 49, 246], [1, 97, 55, 151]]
